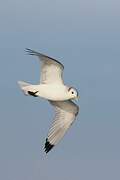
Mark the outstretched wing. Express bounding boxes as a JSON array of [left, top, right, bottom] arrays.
[[26, 48, 64, 84], [44, 100, 79, 153]]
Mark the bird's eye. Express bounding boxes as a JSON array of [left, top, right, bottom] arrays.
[[72, 91, 74, 94]]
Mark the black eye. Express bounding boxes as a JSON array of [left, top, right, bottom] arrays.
[[72, 91, 74, 94]]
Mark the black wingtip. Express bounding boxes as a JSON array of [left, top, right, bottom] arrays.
[[25, 48, 30, 51], [25, 48, 35, 55], [44, 138, 54, 154], [28, 91, 38, 97]]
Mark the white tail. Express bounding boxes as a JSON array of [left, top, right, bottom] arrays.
[[18, 81, 32, 95]]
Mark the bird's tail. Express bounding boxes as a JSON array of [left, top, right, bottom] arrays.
[[18, 81, 32, 95], [18, 81, 39, 97]]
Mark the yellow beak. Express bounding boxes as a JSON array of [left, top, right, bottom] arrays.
[[75, 96, 80, 100]]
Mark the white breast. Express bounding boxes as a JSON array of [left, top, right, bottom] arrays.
[[36, 84, 69, 101]]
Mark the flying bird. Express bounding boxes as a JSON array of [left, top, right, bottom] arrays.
[[18, 48, 79, 153]]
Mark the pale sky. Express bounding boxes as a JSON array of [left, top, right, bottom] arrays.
[[0, 0, 120, 179]]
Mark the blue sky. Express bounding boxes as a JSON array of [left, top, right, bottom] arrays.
[[0, 0, 120, 179]]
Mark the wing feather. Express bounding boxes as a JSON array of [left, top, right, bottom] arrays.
[[44, 100, 79, 153], [26, 48, 64, 84]]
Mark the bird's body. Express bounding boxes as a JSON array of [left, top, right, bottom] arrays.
[[18, 48, 80, 153], [19, 83, 72, 101]]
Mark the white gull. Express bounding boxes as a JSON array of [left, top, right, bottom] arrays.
[[18, 48, 79, 153]]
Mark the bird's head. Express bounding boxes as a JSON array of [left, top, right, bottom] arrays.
[[68, 87, 79, 100]]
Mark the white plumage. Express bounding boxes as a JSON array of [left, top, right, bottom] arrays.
[[18, 48, 79, 153]]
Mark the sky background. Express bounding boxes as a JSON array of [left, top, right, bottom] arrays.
[[0, 0, 120, 179]]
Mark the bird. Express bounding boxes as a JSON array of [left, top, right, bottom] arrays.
[[18, 48, 79, 153]]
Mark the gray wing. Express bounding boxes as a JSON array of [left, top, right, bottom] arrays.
[[44, 100, 79, 153], [26, 48, 64, 84]]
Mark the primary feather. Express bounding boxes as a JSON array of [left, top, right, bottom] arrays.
[[44, 100, 79, 153]]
